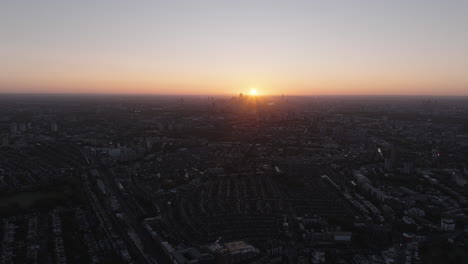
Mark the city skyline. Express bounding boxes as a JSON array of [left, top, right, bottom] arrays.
[[2, 0, 468, 96]]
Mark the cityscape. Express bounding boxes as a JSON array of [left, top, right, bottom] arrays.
[[2, 1, 468, 263], [0, 94, 467, 263]]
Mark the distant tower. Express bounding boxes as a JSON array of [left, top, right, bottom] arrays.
[[51, 122, 58, 132]]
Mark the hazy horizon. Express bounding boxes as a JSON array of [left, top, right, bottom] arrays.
[[2, 0, 468, 96]]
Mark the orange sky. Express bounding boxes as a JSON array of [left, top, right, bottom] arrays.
[[2, 0, 468, 96]]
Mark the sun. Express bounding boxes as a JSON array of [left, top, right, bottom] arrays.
[[249, 88, 258, 96]]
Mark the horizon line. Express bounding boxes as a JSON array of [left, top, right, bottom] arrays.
[[0, 92, 467, 98]]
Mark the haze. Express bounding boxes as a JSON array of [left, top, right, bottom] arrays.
[[1, 0, 468, 95]]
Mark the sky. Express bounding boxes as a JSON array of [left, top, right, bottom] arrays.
[[1, 0, 468, 96]]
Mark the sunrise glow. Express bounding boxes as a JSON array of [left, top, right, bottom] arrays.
[[1, 1, 468, 95]]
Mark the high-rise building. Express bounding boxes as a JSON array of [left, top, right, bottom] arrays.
[[51, 122, 58, 132]]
